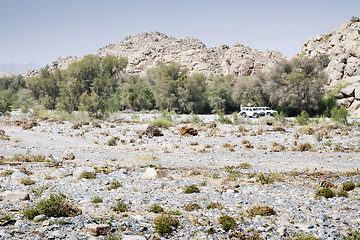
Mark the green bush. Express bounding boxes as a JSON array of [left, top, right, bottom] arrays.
[[154, 214, 179, 236], [108, 180, 122, 190], [206, 202, 223, 210], [183, 184, 200, 194], [315, 187, 335, 198], [151, 117, 172, 128], [149, 204, 164, 213], [218, 214, 237, 231], [342, 181, 356, 191], [23, 193, 80, 220], [257, 173, 274, 185], [112, 201, 129, 213], [296, 110, 310, 125], [331, 106, 348, 125], [78, 171, 96, 179], [91, 196, 103, 203]]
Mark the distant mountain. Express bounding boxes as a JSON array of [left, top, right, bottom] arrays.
[[0, 63, 43, 75]]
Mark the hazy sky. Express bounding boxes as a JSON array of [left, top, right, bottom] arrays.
[[1, 0, 359, 66]]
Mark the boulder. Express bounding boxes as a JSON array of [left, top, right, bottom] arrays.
[[143, 124, 163, 137], [179, 126, 198, 136], [10, 171, 28, 181], [1, 191, 30, 201], [20, 121, 38, 130], [341, 84, 355, 97], [141, 168, 166, 178], [62, 150, 75, 161], [73, 166, 96, 178], [85, 223, 110, 236]]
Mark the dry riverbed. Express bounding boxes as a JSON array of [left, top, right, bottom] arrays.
[[0, 114, 359, 239]]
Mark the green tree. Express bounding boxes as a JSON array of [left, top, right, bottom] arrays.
[[208, 75, 235, 113], [177, 73, 208, 113], [121, 75, 155, 111]]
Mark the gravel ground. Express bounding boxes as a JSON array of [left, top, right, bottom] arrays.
[[0, 114, 359, 239]]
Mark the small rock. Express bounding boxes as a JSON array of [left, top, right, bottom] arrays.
[[85, 223, 110, 236], [62, 150, 75, 161], [33, 215, 46, 222], [0, 191, 30, 201]]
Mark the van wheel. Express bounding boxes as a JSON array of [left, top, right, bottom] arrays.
[[241, 113, 247, 118], [253, 113, 258, 118]]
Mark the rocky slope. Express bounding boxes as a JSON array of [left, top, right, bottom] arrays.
[[301, 16, 360, 116], [23, 32, 285, 78]]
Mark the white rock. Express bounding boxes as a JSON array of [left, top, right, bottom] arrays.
[[62, 150, 75, 161], [141, 168, 166, 178], [10, 171, 28, 181], [0, 191, 30, 201]]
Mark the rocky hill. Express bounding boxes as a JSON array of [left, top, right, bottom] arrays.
[[301, 16, 360, 117], [23, 32, 285, 78]]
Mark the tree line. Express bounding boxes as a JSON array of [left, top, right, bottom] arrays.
[[0, 54, 343, 118]]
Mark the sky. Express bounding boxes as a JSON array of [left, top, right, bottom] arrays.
[[1, 0, 359, 69]]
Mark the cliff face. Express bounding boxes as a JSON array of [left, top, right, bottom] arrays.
[[301, 16, 360, 117], [23, 32, 285, 78]]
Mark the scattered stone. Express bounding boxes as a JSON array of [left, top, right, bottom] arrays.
[[33, 215, 46, 222], [20, 120, 38, 130]]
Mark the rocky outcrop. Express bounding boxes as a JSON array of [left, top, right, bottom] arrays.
[[23, 32, 285, 78], [97, 32, 285, 77], [301, 16, 360, 116], [301, 16, 360, 84]]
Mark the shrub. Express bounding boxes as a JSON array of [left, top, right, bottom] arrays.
[[218, 214, 237, 231], [257, 173, 274, 185], [112, 201, 129, 213], [107, 137, 118, 146], [206, 202, 223, 210], [331, 106, 348, 125], [149, 204, 164, 213], [151, 117, 171, 128], [296, 110, 310, 125], [23, 193, 80, 220], [78, 171, 96, 179], [248, 205, 277, 217], [295, 142, 313, 152], [91, 196, 103, 203], [184, 203, 201, 211], [108, 180, 122, 190], [238, 162, 252, 169], [343, 181, 356, 191], [291, 232, 319, 240], [20, 177, 36, 185], [183, 184, 200, 194], [315, 187, 335, 198], [154, 214, 179, 236], [337, 190, 349, 198]]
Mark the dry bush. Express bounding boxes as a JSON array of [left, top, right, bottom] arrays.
[[271, 142, 287, 152], [248, 205, 277, 217]]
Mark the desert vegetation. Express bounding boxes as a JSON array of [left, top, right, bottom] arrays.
[[0, 55, 348, 120]]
